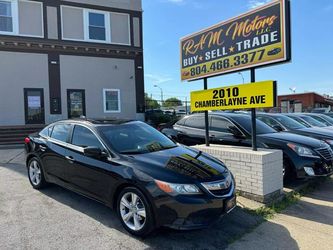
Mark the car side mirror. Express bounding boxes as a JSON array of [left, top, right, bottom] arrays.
[[228, 126, 245, 139], [83, 146, 105, 158], [272, 124, 283, 132]]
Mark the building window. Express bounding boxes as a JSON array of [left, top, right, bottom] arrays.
[[88, 12, 105, 40], [0, 1, 12, 32], [84, 9, 110, 43], [103, 89, 120, 113], [0, 0, 17, 34]]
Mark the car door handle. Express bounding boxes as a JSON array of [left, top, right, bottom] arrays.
[[65, 156, 75, 163]]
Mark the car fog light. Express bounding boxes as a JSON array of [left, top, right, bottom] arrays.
[[304, 167, 315, 176]]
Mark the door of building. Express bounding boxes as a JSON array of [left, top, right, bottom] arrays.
[[67, 89, 86, 119], [24, 88, 45, 124]]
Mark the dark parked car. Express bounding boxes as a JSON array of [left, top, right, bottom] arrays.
[[256, 113, 333, 148], [285, 113, 330, 129], [304, 113, 333, 127], [162, 113, 333, 180], [25, 119, 236, 236]]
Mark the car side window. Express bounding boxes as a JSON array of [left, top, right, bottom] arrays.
[[185, 116, 205, 129], [210, 117, 234, 133], [258, 117, 280, 127], [50, 124, 71, 142], [40, 126, 53, 137], [71, 125, 104, 149]]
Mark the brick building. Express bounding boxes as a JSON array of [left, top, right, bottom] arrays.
[[277, 92, 333, 113]]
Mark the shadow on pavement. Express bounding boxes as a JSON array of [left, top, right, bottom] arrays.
[[280, 177, 333, 227], [227, 220, 299, 250]]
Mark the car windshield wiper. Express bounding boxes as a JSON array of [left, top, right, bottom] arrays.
[[161, 145, 178, 150], [119, 150, 143, 155]]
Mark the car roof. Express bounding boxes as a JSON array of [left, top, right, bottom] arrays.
[[54, 118, 135, 126], [257, 113, 284, 117], [185, 112, 250, 119]]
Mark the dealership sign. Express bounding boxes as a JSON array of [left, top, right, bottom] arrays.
[[190, 81, 277, 112], [180, 0, 290, 81]]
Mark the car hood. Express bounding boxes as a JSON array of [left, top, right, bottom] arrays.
[[259, 132, 324, 148], [126, 145, 228, 183], [297, 127, 333, 139]]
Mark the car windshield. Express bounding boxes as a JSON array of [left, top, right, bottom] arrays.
[[274, 115, 306, 129], [309, 115, 333, 126], [231, 116, 277, 135], [321, 114, 333, 123], [299, 115, 326, 127], [98, 122, 177, 154], [287, 116, 311, 127]]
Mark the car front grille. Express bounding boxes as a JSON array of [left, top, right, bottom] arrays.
[[315, 147, 333, 160], [208, 185, 232, 196], [201, 178, 234, 197]]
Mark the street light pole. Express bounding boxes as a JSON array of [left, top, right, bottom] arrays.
[[238, 72, 245, 84], [154, 85, 163, 106]]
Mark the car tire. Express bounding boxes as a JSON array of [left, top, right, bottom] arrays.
[[283, 158, 296, 183], [27, 157, 48, 189], [117, 186, 155, 237]]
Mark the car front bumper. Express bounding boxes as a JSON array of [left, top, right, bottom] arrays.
[[295, 157, 333, 178], [150, 182, 236, 230]]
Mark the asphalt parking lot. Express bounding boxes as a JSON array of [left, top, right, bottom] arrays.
[[0, 149, 263, 250], [1, 148, 333, 250]]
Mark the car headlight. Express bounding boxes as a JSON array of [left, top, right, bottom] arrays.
[[287, 143, 317, 157], [155, 180, 201, 195]]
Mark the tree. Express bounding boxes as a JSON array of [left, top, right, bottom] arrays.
[[145, 93, 160, 109], [163, 97, 182, 107]]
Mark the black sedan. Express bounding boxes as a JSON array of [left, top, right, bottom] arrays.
[[162, 113, 333, 180], [25, 119, 236, 236], [256, 113, 333, 148]]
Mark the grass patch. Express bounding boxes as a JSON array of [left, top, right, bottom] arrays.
[[253, 191, 301, 219], [247, 178, 323, 219]]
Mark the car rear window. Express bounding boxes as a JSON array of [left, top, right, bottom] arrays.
[[51, 124, 71, 142]]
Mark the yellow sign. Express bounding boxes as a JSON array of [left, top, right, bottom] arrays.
[[180, 0, 291, 81], [191, 81, 277, 112]]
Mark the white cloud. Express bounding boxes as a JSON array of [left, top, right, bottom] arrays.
[[248, 0, 271, 9], [145, 73, 173, 84]]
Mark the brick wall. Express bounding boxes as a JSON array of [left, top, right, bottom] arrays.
[[193, 144, 283, 203]]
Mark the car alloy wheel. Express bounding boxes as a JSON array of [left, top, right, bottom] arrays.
[[120, 192, 146, 231], [117, 187, 155, 236], [27, 158, 47, 189], [29, 160, 42, 186]]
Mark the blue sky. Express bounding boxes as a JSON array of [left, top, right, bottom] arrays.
[[142, 0, 333, 102]]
